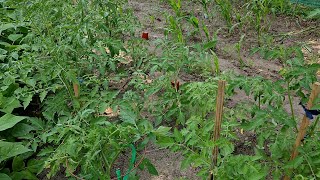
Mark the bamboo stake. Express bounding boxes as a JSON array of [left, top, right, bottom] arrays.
[[283, 82, 320, 180], [209, 80, 226, 180]]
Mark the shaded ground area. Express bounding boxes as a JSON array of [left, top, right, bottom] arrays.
[[138, 144, 200, 180]]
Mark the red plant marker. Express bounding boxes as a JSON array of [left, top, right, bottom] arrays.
[[171, 81, 175, 88], [142, 32, 149, 40], [171, 80, 180, 92], [176, 81, 180, 91]]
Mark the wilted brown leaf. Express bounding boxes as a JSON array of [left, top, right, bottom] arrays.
[[104, 107, 119, 117]]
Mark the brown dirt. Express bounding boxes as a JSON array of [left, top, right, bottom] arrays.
[[138, 144, 200, 180], [38, 167, 68, 180]]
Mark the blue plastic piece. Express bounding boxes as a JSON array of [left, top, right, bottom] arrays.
[[300, 102, 320, 120]]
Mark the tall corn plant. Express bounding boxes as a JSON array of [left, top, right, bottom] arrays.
[[215, 0, 233, 28], [245, 0, 271, 46]]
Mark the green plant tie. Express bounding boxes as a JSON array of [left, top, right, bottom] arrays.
[[116, 169, 121, 180], [291, 0, 320, 7], [115, 144, 137, 180]]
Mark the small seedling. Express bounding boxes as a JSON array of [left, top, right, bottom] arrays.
[[234, 34, 246, 67]]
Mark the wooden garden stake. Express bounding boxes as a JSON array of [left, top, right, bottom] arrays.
[[209, 80, 226, 180], [284, 82, 320, 180], [73, 83, 80, 98]]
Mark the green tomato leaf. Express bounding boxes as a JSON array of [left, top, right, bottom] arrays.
[[143, 158, 158, 176], [11, 123, 35, 137], [39, 91, 48, 102], [0, 173, 11, 180], [27, 159, 45, 174], [22, 94, 33, 109], [0, 23, 15, 33], [0, 114, 27, 131], [173, 128, 183, 142], [181, 156, 192, 170], [11, 51, 19, 60], [0, 48, 7, 55], [8, 34, 24, 42], [284, 156, 304, 169], [25, 79, 36, 87], [11, 170, 37, 180], [37, 147, 54, 156], [153, 126, 171, 136], [120, 106, 137, 125], [98, 102, 109, 114], [29, 117, 45, 130], [0, 141, 31, 162], [0, 97, 21, 113], [12, 156, 25, 172], [156, 137, 174, 148], [0, 54, 6, 61]]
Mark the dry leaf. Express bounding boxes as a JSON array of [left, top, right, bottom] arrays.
[[92, 48, 110, 55], [105, 107, 113, 114], [115, 50, 133, 64], [104, 107, 119, 117], [138, 75, 153, 84], [92, 49, 101, 56], [146, 79, 152, 84], [105, 47, 110, 54]]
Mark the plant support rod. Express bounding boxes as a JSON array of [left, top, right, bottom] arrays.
[[210, 80, 226, 180], [284, 82, 320, 180]]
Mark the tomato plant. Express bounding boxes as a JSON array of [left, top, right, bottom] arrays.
[[1, 0, 320, 179]]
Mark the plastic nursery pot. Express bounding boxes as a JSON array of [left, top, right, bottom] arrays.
[[141, 32, 149, 40]]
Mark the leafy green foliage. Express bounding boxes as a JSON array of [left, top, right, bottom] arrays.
[[139, 158, 159, 176], [215, 0, 233, 28], [0, 0, 154, 179], [251, 44, 303, 63], [0, 142, 30, 162], [0, 114, 26, 131], [215, 155, 268, 179], [1, 0, 320, 179]]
